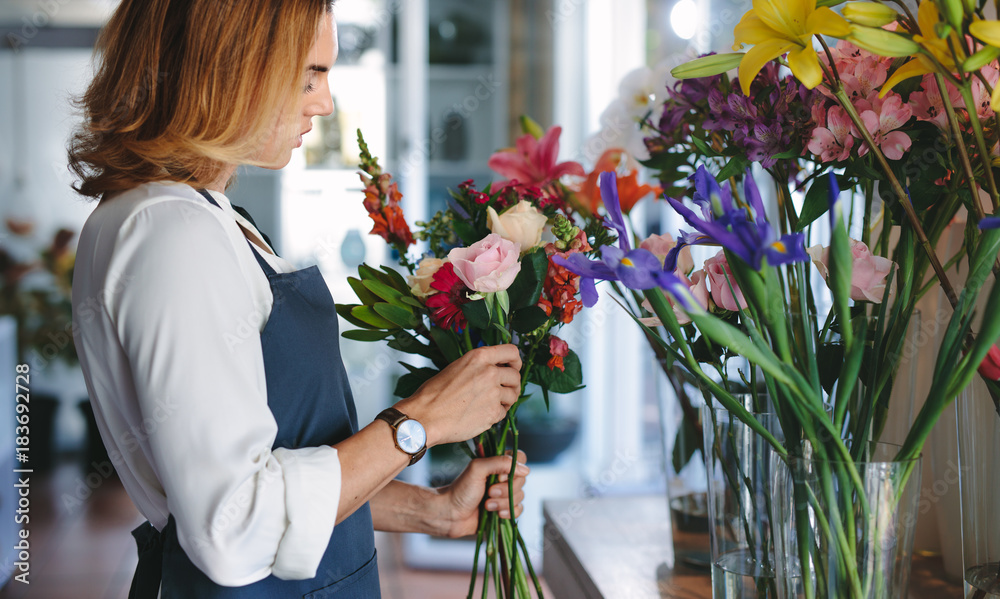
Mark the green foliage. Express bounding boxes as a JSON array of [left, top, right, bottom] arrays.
[[531, 350, 584, 394]]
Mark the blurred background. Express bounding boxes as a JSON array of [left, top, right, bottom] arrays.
[[0, 0, 962, 597]]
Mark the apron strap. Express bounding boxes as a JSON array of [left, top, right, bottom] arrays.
[[128, 521, 165, 599], [195, 188, 279, 278]]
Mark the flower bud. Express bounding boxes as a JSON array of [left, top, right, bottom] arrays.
[[847, 24, 920, 57], [936, 0, 965, 31], [672, 53, 746, 80], [842, 2, 898, 27], [963, 45, 1000, 72]]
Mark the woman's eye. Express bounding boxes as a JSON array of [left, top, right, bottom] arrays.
[[304, 82, 317, 93]]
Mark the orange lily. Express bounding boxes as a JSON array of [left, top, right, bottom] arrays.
[[575, 149, 662, 215]]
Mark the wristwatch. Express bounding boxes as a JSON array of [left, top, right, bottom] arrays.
[[375, 407, 427, 466]]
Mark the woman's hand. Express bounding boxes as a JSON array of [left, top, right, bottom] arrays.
[[438, 450, 529, 539], [396, 345, 522, 447]]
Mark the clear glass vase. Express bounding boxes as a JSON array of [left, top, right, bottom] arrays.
[[702, 405, 786, 599], [771, 442, 923, 599], [957, 377, 1000, 597]]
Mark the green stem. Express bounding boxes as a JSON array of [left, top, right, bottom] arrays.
[[955, 64, 1000, 213], [935, 73, 990, 223], [831, 87, 961, 309]]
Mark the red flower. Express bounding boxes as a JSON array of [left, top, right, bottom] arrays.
[[488, 126, 585, 188], [980, 344, 1000, 382], [425, 262, 469, 332], [361, 173, 414, 248], [546, 335, 570, 371], [538, 244, 585, 325]]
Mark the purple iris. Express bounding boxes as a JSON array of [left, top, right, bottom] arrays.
[[664, 166, 809, 271], [554, 172, 698, 311], [980, 216, 1000, 230]]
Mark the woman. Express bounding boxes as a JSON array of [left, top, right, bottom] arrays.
[[68, 1, 528, 597]]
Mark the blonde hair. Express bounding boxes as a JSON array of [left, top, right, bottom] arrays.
[[68, 0, 334, 199]]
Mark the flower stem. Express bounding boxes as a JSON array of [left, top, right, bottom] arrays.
[[956, 82, 1000, 212], [831, 87, 961, 308]]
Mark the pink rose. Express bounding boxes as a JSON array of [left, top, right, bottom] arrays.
[[408, 256, 446, 298], [807, 239, 894, 303], [639, 233, 694, 275], [704, 250, 747, 312], [640, 269, 710, 326], [487, 200, 549, 251], [447, 233, 522, 293]]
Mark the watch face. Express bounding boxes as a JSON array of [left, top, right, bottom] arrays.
[[396, 419, 426, 454]]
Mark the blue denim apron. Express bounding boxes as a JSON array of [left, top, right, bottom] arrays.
[[127, 189, 379, 598]]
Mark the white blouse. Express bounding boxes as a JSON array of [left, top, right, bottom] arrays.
[[71, 181, 342, 586]]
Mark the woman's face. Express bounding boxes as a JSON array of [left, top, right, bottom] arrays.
[[258, 13, 338, 169]]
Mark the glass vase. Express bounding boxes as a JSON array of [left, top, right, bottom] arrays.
[[957, 377, 1000, 597], [771, 442, 923, 599], [702, 405, 786, 599]]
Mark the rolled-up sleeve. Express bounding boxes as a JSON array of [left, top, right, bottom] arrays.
[[106, 199, 341, 585]]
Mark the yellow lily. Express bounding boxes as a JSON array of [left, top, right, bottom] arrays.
[[880, 0, 965, 96], [732, 0, 851, 95], [969, 19, 1000, 110]]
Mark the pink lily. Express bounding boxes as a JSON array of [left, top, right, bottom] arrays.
[[488, 126, 585, 188]]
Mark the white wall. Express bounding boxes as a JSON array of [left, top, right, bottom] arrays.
[[0, 48, 97, 245]]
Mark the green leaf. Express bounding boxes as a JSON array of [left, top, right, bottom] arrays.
[[358, 263, 395, 286], [428, 326, 462, 363], [348, 277, 381, 306], [380, 265, 412, 292], [351, 305, 397, 329], [532, 350, 584, 394], [671, 53, 745, 79], [453, 221, 481, 246], [511, 306, 549, 334], [400, 296, 425, 309], [394, 366, 440, 398], [507, 248, 548, 310], [342, 329, 392, 342], [495, 289, 510, 317], [716, 154, 751, 182], [797, 173, 833, 231], [336, 303, 379, 329], [363, 279, 405, 306], [373, 303, 417, 328], [461, 299, 491, 330]]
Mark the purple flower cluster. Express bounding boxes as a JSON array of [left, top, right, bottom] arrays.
[[650, 70, 723, 153], [702, 63, 821, 169]]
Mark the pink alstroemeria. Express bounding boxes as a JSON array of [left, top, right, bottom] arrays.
[[909, 73, 964, 129], [855, 94, 913, 161], [488, 126, 585, 188], [971, 63, 999, 123], [808, 106, 855, 162]]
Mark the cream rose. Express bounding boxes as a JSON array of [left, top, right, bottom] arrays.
[[487, 200, 548, 252], [408, 256, 446, 298]]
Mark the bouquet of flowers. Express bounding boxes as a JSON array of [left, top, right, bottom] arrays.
[[560, 0, 1000, 596], [340, 126, 598, 598]]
